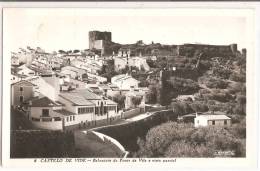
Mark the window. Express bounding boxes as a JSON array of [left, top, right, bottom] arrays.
[[19, 96, 24, 102], [212, 121, 215, 125], [78, 107, 94, 114], [20, 87, 23, 91], [73, 116, 75, 121], [42, 109, 49, 117], [224, 120, 227, 125], [70, 116, 72, 121], [66, 117, 69, 122]]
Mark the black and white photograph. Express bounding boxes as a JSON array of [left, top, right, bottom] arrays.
[[1, 4, 258, 168]]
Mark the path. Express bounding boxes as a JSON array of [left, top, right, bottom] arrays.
[[73, 109, 171, 157], [74, 131, 121, 157]]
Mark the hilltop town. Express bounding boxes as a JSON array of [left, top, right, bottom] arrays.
[[10, 31, 246, 158]]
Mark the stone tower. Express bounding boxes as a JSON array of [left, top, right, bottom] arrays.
[[89, 31, 112, 49]]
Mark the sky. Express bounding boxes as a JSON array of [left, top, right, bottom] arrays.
[[3, 8, 248, 53]]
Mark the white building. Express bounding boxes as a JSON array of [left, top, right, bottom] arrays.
[[111, 74, 139, 90], [28, 97, 65, 130], [59, 89, 119, 128], [194, 113, 231, 127], [114, 56, 150, 72], [26, 73, 60, 101], [17, 64, 35, 77]]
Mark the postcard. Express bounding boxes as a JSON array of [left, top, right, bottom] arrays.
[[1, 2, 258, 169]]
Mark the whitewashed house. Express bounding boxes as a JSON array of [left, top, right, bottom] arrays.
[[11, 80, 37, 106], [111, 74, 139, 90], [194, 113, 231, 127], [59, 89, 119, 128], [28, 96, 65, 130], [114, 56, 150, 72], [26, 73, 60, 101], [17, 64, 35, 77]]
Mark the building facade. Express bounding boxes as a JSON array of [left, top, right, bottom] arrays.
[[194, 113, 231, 127]]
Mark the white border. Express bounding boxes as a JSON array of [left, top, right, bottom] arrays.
[[0, 2, 259, 170]]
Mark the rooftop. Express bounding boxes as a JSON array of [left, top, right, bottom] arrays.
[[75, 89, 102, 100], [11, 80, 36, 87], [59, 92, 95, 106], [29, 97, 63, 107], [54, 109, 76, 116], [197, 114, 231, 120]]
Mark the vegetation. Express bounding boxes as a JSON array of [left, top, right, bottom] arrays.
[[113, 94, 126, 110], [135, 121, 245, 157], [131, 96, 142, 107]]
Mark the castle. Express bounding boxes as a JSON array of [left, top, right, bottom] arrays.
[[89, 31, 112, 56]]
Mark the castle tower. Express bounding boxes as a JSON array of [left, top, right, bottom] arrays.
[[89, 31, 112, 50], [230, 44, 237, 54], [242, 48, 247, 57]]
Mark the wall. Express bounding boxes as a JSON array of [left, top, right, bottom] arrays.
[[31, 120, 63, 130], [121, 108, 141, 119], [64, 113, 93, 127], [91, 131, 128, 158], [208, 119, 231, 126], [58, 96, 78, 113], [12, 85, 34, 106], [89, 31, 112, 49], [28, 76, 58, 101], [30, 106, 53, 118], [114, 57, 127, 71], [177, 44, 236, 57], [194, 117, 208, 127]]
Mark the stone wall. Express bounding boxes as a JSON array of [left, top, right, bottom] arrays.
[[177, 43, 237, 57]]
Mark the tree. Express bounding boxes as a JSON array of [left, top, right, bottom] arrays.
[[113, 94, 126, 110], [190, 103, 200, 113], [172, 102, 184, 115], [131, 96, 142, 107], [73, 49, 80, 53], [165, 140, 213, 157], [146, 85, 158, 104], [58, 50, 66, 54]]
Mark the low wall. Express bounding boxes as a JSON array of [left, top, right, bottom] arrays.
[[91, 131, 129, 158], [31, 120, 63, 130], [95, 109, 176, 153], [122, 108, 141, 119], [65, 116, 122, 131]]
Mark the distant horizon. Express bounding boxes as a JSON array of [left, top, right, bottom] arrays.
[[12, 40, 243, 54], [4, 8, 248, 53]]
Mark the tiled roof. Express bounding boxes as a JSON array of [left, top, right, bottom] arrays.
[[197, 114, 231, 120], [59, 92, 95, 106], [75, 89, 102, 100], [54, 109, 76, 116], [29, 97, 62, 107], [11, 80, 36, 86]]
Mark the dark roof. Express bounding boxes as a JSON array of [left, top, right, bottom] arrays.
[[11, 80, 36, 86], [54, 109, 76, 116], [29, 97, 62, 107]]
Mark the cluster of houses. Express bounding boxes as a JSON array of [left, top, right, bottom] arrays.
[[11, 44, 233, 131], [11, 47, 150, 131]]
